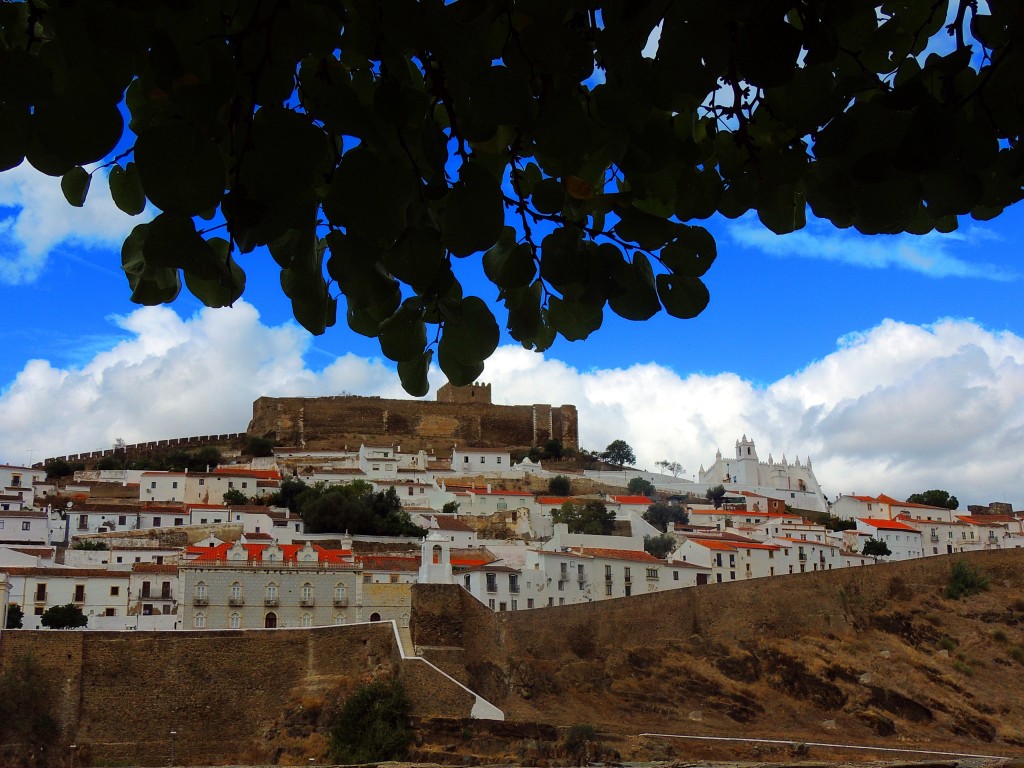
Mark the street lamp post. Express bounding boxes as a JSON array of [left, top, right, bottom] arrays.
[[69, 744, 76, 768], [169, 730, 177, 767]]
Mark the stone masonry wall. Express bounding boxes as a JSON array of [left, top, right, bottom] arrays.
[[248, 395, 579, 451], [0, 622, 475, 767]]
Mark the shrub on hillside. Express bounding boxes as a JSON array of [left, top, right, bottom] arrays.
[[327, 678, 413, 764], [944, 560, 990, 600]]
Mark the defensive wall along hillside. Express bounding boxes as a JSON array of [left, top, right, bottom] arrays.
[[0, 621, 483, 767], [411, 548, 1024, 751]]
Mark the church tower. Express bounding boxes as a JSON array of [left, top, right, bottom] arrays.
[[734, 434, 759, 484]]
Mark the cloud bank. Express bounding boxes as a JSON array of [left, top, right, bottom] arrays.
[[2, 305, 1021, 508]]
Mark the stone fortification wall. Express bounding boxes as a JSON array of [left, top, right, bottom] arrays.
[[0, 622, 475, 766], [412, 548, 1024, 734], [248, 395, 578, 451]]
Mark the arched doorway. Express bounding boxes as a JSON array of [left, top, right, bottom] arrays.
[[265, 612, 277, 628], [369, 612, 381, 622]]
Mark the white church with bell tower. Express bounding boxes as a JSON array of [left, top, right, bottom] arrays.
[[698, 435, 827, 513]]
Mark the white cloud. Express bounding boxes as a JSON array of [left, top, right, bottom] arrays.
[[485, 318, 1024, 507], [3, 307, 1023, 508], [0, 163, 148, 284], [728, 214, 1018, 281]]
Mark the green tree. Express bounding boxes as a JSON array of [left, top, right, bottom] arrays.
[[95, 455, 125, 470], [243, 436, 276, 457], [862, 538, 892, 558], [3, 3, 1020, 396], [627, 476, 656, 497], [268, 476, 309, 513], [705, 484, 727, 509], [655, 460, 684, 478], [441, 500, 461, 515], [643, 501, 689, 532], [542, 439, 565, 459], [0, 655, 58, 761], [643, 533, 677, 559], [907, 489, 960, 510], [603, 440, 636, 467], [548, 475, 573, 496], [328, 678, 413, 764], [222, 488, 249, 506], [299, 482, 425, 536], [40, 603, 88, 629], [5, 604, 23, 629], [44, 458, 79, 478], [552, 500, 615, 535]]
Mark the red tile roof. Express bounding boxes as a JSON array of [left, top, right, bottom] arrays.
[[187, 542, 352, 564], [609, 495, 653, 505], [212, 468, 282, 480], [536, 496, 571, 505], [132, 563, 178, 574], [356, 555, 421, 571], [858, 518, 920, 532]]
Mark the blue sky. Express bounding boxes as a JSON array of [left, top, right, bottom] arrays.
[[2, 158, 1024, 508]]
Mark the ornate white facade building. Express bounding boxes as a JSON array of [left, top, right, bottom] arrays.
[[698, 435, 827, 513]]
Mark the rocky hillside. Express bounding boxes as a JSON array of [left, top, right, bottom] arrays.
[[412, 549, 1024, 763]]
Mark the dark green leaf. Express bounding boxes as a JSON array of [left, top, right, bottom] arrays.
[[120, 223, 181, 306], [397, 349, 433, 397], [378, 303, 428, 363], [322, 146, 415, 247], [608, 251, 661, 321], [660, 226, 717, 277], [109, 162, 146, 215], [437, 336, 485, 387], [60, 166, 90, 207], [483, 227, 536, 290], [441, 297, 500, 365], [545, 296, 603, 341], [656, 274, 710, 319], [184, 238, 246, 308], [442, 161, 504, 257], [134, 120, 225, 216]]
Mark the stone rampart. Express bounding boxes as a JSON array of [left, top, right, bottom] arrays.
[[0, 622, 475, 766], [248, 395, 579, 451]]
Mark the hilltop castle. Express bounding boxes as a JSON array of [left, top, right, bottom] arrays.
[[247, 383, 578, 452]]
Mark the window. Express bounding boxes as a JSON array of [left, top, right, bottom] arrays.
[[118, 515, 126, 525], [604, 564, 612, 580], [74, 584, 85, 602], [142, 581, 152, 598], [21, 521, 30, 530], [527, 598, 534, 608], [301, 613, 313, 627], [196, 582, 208, 601], [194, 612, 206, 628], [497, 457, 502, 464], [161, 581, 171, 599], [265, 583, 279, 603], [499, 602, 506, 611], [0, 519, 4, 526], [480, 456, 485, 463], [334, 585, 347, 604], [153, 516, 161, 527], [511, 599, 517, 610], [605, 583, 612, 596], [110, 586, 120, 596], [488, 599, 495, 609], [464, 574, 472, 589], [150, 481, 156, 489], [463, 456, 469, 463], [172, 481, 178, 489], [485, 573, 497, 592], [174, 518, 183, 526], [105, 608, 116, 616], [34, 606, 43, 616], [199, 478, 205, 486], [229, 612, 241, 629], [389, 573, 399, 583], [242, 482, 248, 489], [11, 473, 21, 486], [646, 567, 658, 579], [230, 582, 242, 602], [228, 481, 234, 488], [509, 574, 519, 593], [363, 574, 372, 584]]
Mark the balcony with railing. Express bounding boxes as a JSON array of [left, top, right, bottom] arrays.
[[264, 596, 279, 606], [332, 596, 348, 607], [192, 595, 209, 606], [228, 596, 244, 606], [300, 597, 314, 607]]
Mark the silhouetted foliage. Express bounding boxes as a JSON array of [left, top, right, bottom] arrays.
[[553, 500, 615, 535], [328, 678, 413, 764], [643, 502, 689, 532], [548, 475, 573, 496]]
